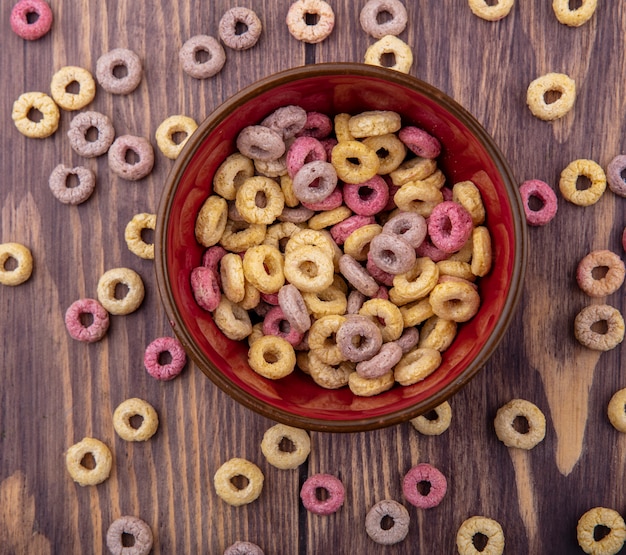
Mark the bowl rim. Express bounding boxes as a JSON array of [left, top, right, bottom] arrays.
[[155, 62, 528, 432]]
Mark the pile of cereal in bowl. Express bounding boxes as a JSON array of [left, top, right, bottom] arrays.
[[189, 105, 492, 398]]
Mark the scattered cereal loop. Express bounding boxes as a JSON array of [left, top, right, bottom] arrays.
[[553, 0, 597, 27], [113, 398, 159, 442], [286, 0, 335, 44], [144, 336, 187, 380], [494, 398, 546, 449], [67, 111, 115, 158], [65, 437, 112, 486], [576, 507, 626, 555], [576, 250, 625, 298], [12, 91, 59, 139], [519, 179, 558, 226], [402, 462, 447, 509], [125, 213, 156, 260], [359, 0, 408, 39], [106, 516, 153, 555], [0, 242, 33, 286], [48, 164, 96, 205], [64, 298, 110, 343], [260, 423, 311, 469], [219, 7, 263, 50], [364, 34, 413, 74], [179, 35, 226, 79], [10, 0, 53, 40], [558, 158, 606, 206], [467, 0, 514, 21], [50, 66, 96, 111], [155, 115, 198, 159], [108, 135, 155, 181], [365, 499, 410, 545], [96, 267, 145, 315], [224, 542, 265, 555], [409, 401, 452, 435], [456, 516, 505, 555], [574, 304, 625, 351], [607, 388, 626, 433], [300, 473, 345, 514], [526, 72, 576, 121], [96, 48, 143, 95], [606, 154, 626, 197], [214, 458, 264, 506]]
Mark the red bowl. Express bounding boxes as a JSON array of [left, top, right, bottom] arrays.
[[155, 63, 527, 432]]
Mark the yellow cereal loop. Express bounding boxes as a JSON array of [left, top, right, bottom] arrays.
[[577, 507, 626, 555], [280, 174, 300, 208], [348, 370, 395, 397], [284, 245, 334, 293], [195, 195, 228, 247], [213, 153, 254, 200], [331, 140, 380, 184], [261, 424, 311, 469], [65, 437, 113, 486], [12, 91, 60, 138], [308, 351, 353, 389], [348, 111, 402, 138], [155, 114, 198, 159], [471, 226, 493, 277], [220, 252, 246, 303], [0, 242, 33, 286], [343, 223, 382, 261], [363, 133, 407, 174], [410, 401, 452, 435], [213, 297, 253, 340], [96, 267, 145, 315], [437, 260, 475, 281], [467, 0, 514, 21], [308, 315, 347, 365], [429, 281, 481, 322], [607, 388, 626, 433], [307, 205, 352, 230], [214, 457, 264, 506], [242, 244, 285, 294], [553, 0, 597, 27], [334, 113, 354, 142], [399, 297, 434, 327], [50, 66, 96, 111], [285, 228, 335, 259], [219, 220, 266, 252], [364, 34, 413, 74], [494, 398, 546, 450], [113, 398, 159, 442], [359, 298, 404, 342], [390, 257, 439, 305], [526, 72, 576, 121], [418, 316, 457, 351], [236, 176, 285, 225], [125, 212, 156, 260], [453, 180, 485, 225], [263, 221, 302, 250], [239, 279, 261, 310], [389, 156, 437, 186], [248, 335, 296, 379], [394, 347, 442, 386], [393, 180, 443, 216], [456, 516, 505, 555], [302, 286, 348, 319], [559, 158, 606, 206]]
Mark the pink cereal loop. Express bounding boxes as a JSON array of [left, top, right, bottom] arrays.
[[399, 126, 442, 159], [262, 306, 305, 346], [286, 136, 327, 178], [330, 214, 375, 245], [427, 201, 473, 253], [416, 236, 450, 262], [202, 245, 227, 273], [519, 179, 558, 226], [190, 266, 221, 311], [402, 463, 447, 509], [260, 292, 280, 305], [296, 111, 333, 139], [144, 336, 187, 381], [301, 186, 343, 211], [342, 175, 389, 216], [300, 473, 345, 515], [10, 0, 53, 41], [64, 298, 110, 343]]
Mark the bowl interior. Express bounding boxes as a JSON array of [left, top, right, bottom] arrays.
[[156, 63, 526, 432]]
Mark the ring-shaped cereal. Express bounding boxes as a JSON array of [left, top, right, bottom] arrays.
[[607, 154, 626, 197], [155, 115, 197, 159], [96, 48, 143, 94], [349, 370, 395, 396], [261, 423, 311, 469], [179, 34, 226, 80], [50, 66, 96, 111], [308, 205, 352, 230], [219, 7, 262, 50], [96, 267, 145, 315], [359, 0, 408, 38], [284, 245, 334, 293], [363, 133, 407, 174], [278, 283, 311, 333], [399, 298, 434, 327], [355, 341, 402, 378], [224, 541, 264, 555], [519, 179, 558, 226], [236, 176, 285, 225], [248, 335, 296, 379], [286, 136, 327, 178], [398, 125, 442, 160], [368, 232, 416, 274], [383, 211, 428, 249], [48, 164, 96, 205], [65, 437, 113, 486], [195, 195, 228, 247], [359, 298, 404, 342], [214, 297, 253, 340], [428, 201, 474, 253], [220, 252, 246, 303], [301, 187, 343, 211], [364, 35, 413, 74], [302, 285, 347, 319], [410, 401, 452, 435], [262, 306, 304, 346], [467, 0, 514, 21], [343, 223, 382, 261], [402, 463, 447, 509], [144, 336, 187, 380], [336, 315, 383, 362], [394, 347, 442, 386], [291, 161, 337, 204], [574, 304, 625, 351], [308, 352, 353, 388], [452, 180, 486, 226], [348, 111, 402, 139], [456, 516, 505, 555], [243, 244, 285, 294], [108, 135, 155, 181], [470, 226, 492, 277], [559, 158, 606, 206], [65, 298, 110, 342], [365, 499, 410, 545], [331, 140, 380, 184], [394, 326, 420, 353], [494, 398, 546, 449], [220, 220, 267, 252], [106, 516, 153, 555], [308, 315, 347, 366], [394, 181, 443, 216], [390, 257, 439, 305], [113, 398, 159, 442], [526, 72, 576, 121], [12, 91, 59, 139], [576, 250, 625, 298], [67, 110, 115, 158], [418, 315, 457, 351], [553, 0, 597, 27], [237, 125, 286, 163], [607, 388, 626, 433], [262, 105, 308, 140], [300, 473, 345, 514], [428, 281, 481, 322], [214, 458, 264, 506], [125, 213, 156, 259], [343, 175, 390, 216], [286, 0, 335, 44], [577, 507, 626, 555], [10, 0, 53, 40], [338, 254, 379, 297], [214, 153, 254, 200], [0, 242, 33, 286], [390, 156, 437, 186]]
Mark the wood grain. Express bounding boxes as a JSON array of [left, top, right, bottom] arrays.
[[1, 1, 626, 553]]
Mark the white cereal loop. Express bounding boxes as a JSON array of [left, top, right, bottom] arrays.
[[286, 0, 335, 44], [493, 398, 546, 450], [260, 423, 311, 469], [213, 458, 264, 506], [456, 516, 505, 555], [467, 0, 514, 21], [577, 507, 626, 555], [526, 72, 576, 121], [359, 0, 408, 39], [364, 34, 413, 74], [553, 0, 597, 27]]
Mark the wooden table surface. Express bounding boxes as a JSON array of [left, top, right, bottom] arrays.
[[2, 1, 625, 553]]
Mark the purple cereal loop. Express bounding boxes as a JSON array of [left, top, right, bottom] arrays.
[[278, 283, 311, 333], [291, 160, 337, 203], [382, 211, 428, 248], [346, 289, 367, 314], [366, 251, 395, 286], [368, 232, 416, 275], [393, 327, 420, 353], [427, 201, 473, 253], [236, 125, 285, 162], [336, 315, 383, 362], [296, 111, 333, 139], [330, 214, 375, 245], [339, 254, 379, 297], [519, 179, 558, 226], [300, 474, 345, 515], [359, 0, 408, 38], [286, 136, 327, 178], [144, 336, 187, 381], [65, 298, 110, 343], [402, 463, 447, 509], [10, 0, 53, 40], [607, 155, 626, 197], [262, 105, 307, 140], [224, 541, 265, 555], [415, 236, 450, 262], [49, 164, 96, 205], [399, 126, 442, 159], [108, 135, 154, 181], [262, 306, 305, 346], [191, 266, 221, 311], [342, 175, 389, 216], [301, 186, 343, 211], [179, 35, 226, 79], [277, 205, 315, 223], [218, 7, 262, 51], [356, 341, 403, 378], [67, 110, 115, 158], [96, 48, 143, 95], [106, 515, 153, 555]]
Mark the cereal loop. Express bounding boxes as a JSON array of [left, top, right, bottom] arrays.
[[365, 500, 410, 545], [526, 72, 576, 121], [291, 161, 338, 204], [331, 140, 380, 184], [362, 133, 407, 174], [96, 48, 143, 94], [428, 281, 481, 322], [300, 474, 345, 514], [574, 304, 625, 351], [261, 423, 311, 469], [108, 135, 155, 181], [67, 111, 115, 158], [394, 347, 442, 386], [364, 35, 413, 74], [96, 267, 145, 315], [577, 507, 626, 555], [224, 541, 265, 555], [113, 398, 159, 442], [0, 242, 33, 286], [336, 315, 383, 362], [106, 516, 153, 555], [248, 335, 296, 379], [155, 115, 197, 159], [219, 7, 262, 50], [403, 463, 447, 509], [237, 125, 285, 162], [343, 175, 390, 216], [467, 0, 514, 21], [262, 105, 307, 140], [196, 195, 228, 247], [519, 179, 558, 226], [428, 201, 473, 253], [144, 336, 187, 380], [494, 398, 546, 449], [410, 401, 452, 435], [236, 176, 285, 224], [553, 0, 597, 27], [359, 0, 408, 38], [125, 213, 156, 259], [286, 0, 335, 44], [399, 126, 442, 159], [64, 298, 109, 343], [576, 250, 625, 298], [12, 91, 59, 139], [607, 388, 626, 433], [49, 164, 96, 205], [559, 158, 606, 206], [10, 0, 53, 40], [456, 516, 505, 555], [214, 458, 264, 506], [65, 437, 112, 486], [50, 66, 96, 111]]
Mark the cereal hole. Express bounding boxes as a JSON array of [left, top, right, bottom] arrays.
[[512, 415, 530, 434], [112, 64, 129, 79], [300, 260, 319, 277], [255, 190, 268, 208], [129, 414, 144, 429], [235, 21, 249, 35], [114, 282, 130, 300], [483, 0, 499, 5], [376, 10, 394, 24], [27, 107, 43, 123], [85, 126, 99, 142], [278, 319, 292, 334], [305, 11, 320, 25], [593, 524, 611, 542], [194, 48, 210, 64], [591, 319, 609, 335], [543, 89, 563, 105], [263, 349, 280, 364], [376, 147, 390, 160], [382, 249, 397, 264], [121, 533, 136, 548], [347, 157, 361, 167], [2, 256, 18, 271], [26, 11, 40, 24], [423, 409, 440, 422], [380, 515, 395, 531], [568, 0, 583, 8], [140, 227, 154, 245], [591, 265, 609, 280], [279, 436, 296, 453], [158, 350, 173, 366], [315, 486, 330, 501], [233, 170, 249, 188], [575, 175, 592, 191], [472, 532, 489, 551], [79, 311, 94, 328], [380, 52, 396, 68], [65, 81, 80, 95], [65, 173, 80, 189], [125, 148, 140, 165], [358, 186, 375, 201], [527, 194, 545, 212], [230, 474, 250, 490], [80, 452, 96, 470], [171, 131, 187, 145], [351, 335, 365, 348], [417, 480, 432, 496]]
